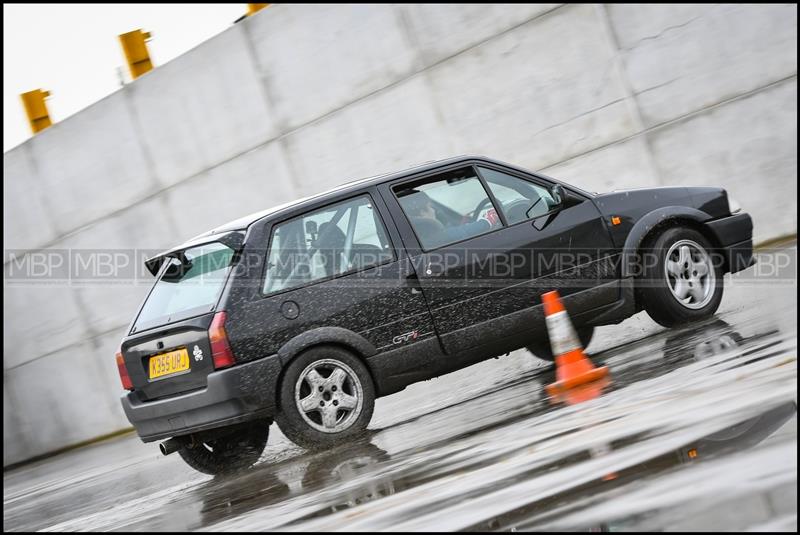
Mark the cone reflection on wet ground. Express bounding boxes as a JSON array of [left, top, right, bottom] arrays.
[[548, 375, 611, 406]]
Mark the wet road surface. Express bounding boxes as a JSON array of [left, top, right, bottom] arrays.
[[4, 245, 797, 531]]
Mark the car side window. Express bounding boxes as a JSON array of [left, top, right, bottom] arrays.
[[263, 195, 393, 295], [394, 167, 503, 251], [478, 167, 556, 225]]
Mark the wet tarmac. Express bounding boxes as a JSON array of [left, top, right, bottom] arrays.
[[3, 245, 797, 531]]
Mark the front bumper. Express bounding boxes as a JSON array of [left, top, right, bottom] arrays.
[[121, 354, 282, 442], [706, 213, 755, 274]]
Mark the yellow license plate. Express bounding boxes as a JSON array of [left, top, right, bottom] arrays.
[[149, 348, 190, 379]]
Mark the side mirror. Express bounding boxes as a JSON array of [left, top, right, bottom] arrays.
[[550, 184, 565, 206]]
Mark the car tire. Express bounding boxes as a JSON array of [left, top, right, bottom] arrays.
[[177, 420, 269, 475], [637, 227, 724, 328], [527, 325, 595, 361], [275, 345, 375, 450]]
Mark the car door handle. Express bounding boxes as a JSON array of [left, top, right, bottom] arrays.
[[406, 271, 424, 294]]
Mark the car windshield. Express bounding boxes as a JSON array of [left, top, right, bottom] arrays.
[[133, 242, 235, 332]]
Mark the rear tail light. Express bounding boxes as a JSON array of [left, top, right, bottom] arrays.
[[209, 311, 236, 369], [116, 349, 133, 390]]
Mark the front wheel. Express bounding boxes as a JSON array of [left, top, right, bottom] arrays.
[[275, 346, 375, 450], [177, 420, 269, 475], [637, 227, 724, 327]]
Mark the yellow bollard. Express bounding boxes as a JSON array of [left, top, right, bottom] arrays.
[[119, 29, 153, 80], [20, 89, 52, 134], [247, 4, 269, 16]]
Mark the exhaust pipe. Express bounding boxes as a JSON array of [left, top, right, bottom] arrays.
[[159, 436, 190, 456]]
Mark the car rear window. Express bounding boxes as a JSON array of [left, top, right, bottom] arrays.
[[133, 242, 235, 332]]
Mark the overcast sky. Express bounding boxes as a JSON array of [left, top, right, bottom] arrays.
[[3, 4, 248, 152]]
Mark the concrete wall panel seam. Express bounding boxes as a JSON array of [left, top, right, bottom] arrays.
[[238, 19, 302, 200], [594, 3, 664, 185], [20, 142, 61, 237], [120, 86, 163, 190]]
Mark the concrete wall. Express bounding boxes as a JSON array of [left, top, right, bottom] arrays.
[[3, 4, 796, 465]]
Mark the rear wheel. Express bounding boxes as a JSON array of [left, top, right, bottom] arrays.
[[276, 346, 375, 450], [637, 227, 724, 327], [527, 325, 595, 361], [177, 420, 269, 475]]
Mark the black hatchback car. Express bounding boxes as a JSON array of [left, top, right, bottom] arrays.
[[117, 156, 754, 474]]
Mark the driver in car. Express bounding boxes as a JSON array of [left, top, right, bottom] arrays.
[[403, 191, 501, 247]]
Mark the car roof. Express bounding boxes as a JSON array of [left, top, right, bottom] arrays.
[[146, 155, 590, 271], [191, 155, 503, 240]]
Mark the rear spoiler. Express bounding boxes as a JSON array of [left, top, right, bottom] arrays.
[[144, 230, 246, 276]]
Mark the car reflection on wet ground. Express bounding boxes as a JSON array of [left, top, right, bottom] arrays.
[[3, 246, 797, 532]]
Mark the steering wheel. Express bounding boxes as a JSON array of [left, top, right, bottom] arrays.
[[470, 197, 494, 221]]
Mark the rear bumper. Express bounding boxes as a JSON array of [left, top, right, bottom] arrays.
[[121, 355, 282, 442], [706, 213, 755, 274]]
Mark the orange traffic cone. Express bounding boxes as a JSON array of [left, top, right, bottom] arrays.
[[543, 290, 609, 397]]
